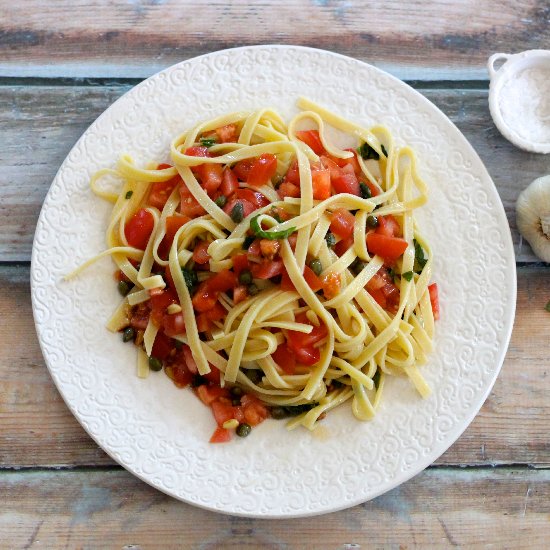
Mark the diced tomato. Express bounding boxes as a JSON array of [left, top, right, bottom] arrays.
[[196, 313, 212, 333], [233, 285, 248, 304], [295, 130, 325, 155], [180, 185, 207, 218], [272, 343, 296, 374], [211, 400, 238, 428], [148, 178, 180, 210], [163, 312, 185, 337], [192, 281, 218, 312], [234, 188, 270, 209], [320, 155, 341, 180], [428, 283, 440, 320], [215, 123, 238, 143], [151, 330, 173, 360], [365, 270, 387, 292], [150, 287, 178, 319], [203, 363, 223, 385], [160, 215, 190, 258], [334, 236, 354, 257], [232, 253, 249, 276], [205, 302, 226, 323], [322, 272, 341, 300], [287, 313, 328, 348], [184, 146, 211, 159], [193, 240, 211, 265], [288, 233, 298, 251], [207, 269, 238, 292], [250, 259, 283, 279], [241, 394, 270, 426], [233, 159, 254, 181], [331, 164, 360, 196], [247, 154, 278, 187], [366, 233, 408, 261], [223, 198, 257, 219], [332, 149, 361, 174], [197, 163, 223, 195], [221, 167, 239, 197], [125, 208, 155, 250], [376, 215, 401, 238], [247, 239, 261, 257], [277, 181, 300, 199], [157, 163, 173, 170], [130, 303, 150, 330], [303, 265, 323, 292], [330, 208, 355, 239], [209, 427, 231, 443], [165, 362, 193, 388], [115, 269, 131, 283], [181, 345, 198, 374], [196, 384, 230, 406], [259, 239, 280, 260], [285, 159, 300, 185], [280, 268, 296, 291], [294, 346, 320, 366], [311, 168, 331, 200], [368, 287, 387, 309]]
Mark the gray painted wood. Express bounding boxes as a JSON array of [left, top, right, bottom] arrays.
[[2, 264, 549, 468], [0, 85, 547, 262]]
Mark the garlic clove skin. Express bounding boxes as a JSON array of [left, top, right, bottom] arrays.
[[516, 175, 550, 263]]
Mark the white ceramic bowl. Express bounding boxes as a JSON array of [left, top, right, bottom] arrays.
[[488, 50, 550, 154]]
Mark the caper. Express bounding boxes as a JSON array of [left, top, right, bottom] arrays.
[[245, 369, 262, 384], [236, 423, 252, 437], [148, 356, 163, 372], [270, 407, 288, 420], [309, 259, 322, 276], [325, 231, 336, 248], [122, 327, 135, 343], [117, 280, 131, 296], [366, 215, 379, 229], [238, 269, 253, 285], [214, 195, 227, 208], [191, 374, 207, 387], [352, 260, 367, 275], [359, 182, 372, 199], [230, 386, 244, 398], [247, 283, 259, 296], [232, 398, 242, 406], [230, 201, 244, 223]]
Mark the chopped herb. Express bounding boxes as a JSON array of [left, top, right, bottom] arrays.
[[242, 235, 255, 250], [309, 259, 323, 276], [181, 268, 198, 292], [230, 201, 244, 223], [413, 239, 428, 273], [351, 259, 367, 275], [359, 182, 372, 199], [402, 271, 414, 282], [387, 267, 396, 282], [250, 215, 296, 240], [372, 369, 381, 389], [325, 231, 336, 248], [545, 300, 550, 313], [366, 215, 379, 229], [358, 142, 380, 161], [200, 137, 217, 148], [381, 144, 388, 157], [214, 195, 227, 208], [125, 190, 133, 199], [273, 175, 284, 190]]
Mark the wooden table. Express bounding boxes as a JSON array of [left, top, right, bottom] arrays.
[[2, 2, 549, 547]]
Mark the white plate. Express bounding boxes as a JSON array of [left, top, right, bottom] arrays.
[[31, 45, 516, 518]]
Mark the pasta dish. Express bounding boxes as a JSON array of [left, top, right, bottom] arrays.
[[68, 97, 439, 442]]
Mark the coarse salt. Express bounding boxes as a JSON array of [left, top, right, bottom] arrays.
[[498, 65, 550, 144]]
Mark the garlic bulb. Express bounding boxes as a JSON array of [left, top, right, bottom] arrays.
[[516, 175, 550, 262]]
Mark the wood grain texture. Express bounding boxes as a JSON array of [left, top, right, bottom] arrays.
[[0, 84, 546, 262], [2, 468, 550, 548], [0, 1, 549, 79], [1, 264, 549, 468]]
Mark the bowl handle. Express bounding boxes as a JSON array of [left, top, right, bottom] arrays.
[[487, 53, 511, 78]]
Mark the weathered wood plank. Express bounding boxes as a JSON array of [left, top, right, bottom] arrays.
[[0, 1, 548, 80], [2, 467, 549, 547], [1, 264, 549, 468], [0, 85, 546, 262]]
